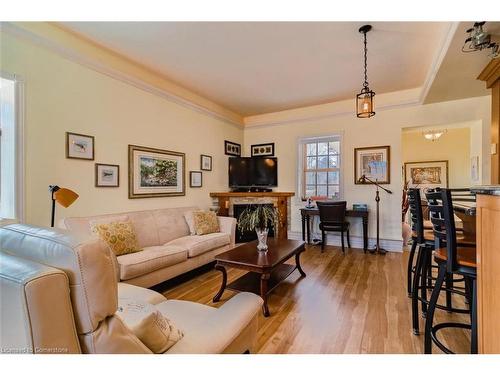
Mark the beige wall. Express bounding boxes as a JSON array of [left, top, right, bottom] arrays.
[[402, 127, 471, 188], [1, 31, 243, 226], [243, 96, 490, 247]]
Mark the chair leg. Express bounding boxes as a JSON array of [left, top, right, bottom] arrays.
[[407, 240, 418, 297], [465, 277, 472, 307], [471, 278, 478, 354], [321, 230, 325, 252], [412, 244, 425, 335], [445, 273, 453, 311], [346, 228, 351, 248], [340, 230, 345, 253], [420, 246, 430, 317], [424, 262, 446, 354]]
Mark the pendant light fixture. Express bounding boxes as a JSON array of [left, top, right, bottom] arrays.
[[356, 25, 376, 118], [423, 129, 447, 142]]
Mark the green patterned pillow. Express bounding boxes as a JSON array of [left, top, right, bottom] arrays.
[[93, 220, 142, 256], [193, 211, 220, 235]]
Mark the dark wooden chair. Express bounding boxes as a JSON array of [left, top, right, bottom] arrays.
[[424, 188, 477, 354], [316, 201, 350, 253]]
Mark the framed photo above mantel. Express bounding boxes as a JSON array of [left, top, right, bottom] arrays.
[[354, 145, 390, 184], [251, 142, 275, 157], [224, 140, 241, 156], [404, 160, 449, 193], [128, 144, 185, 198]]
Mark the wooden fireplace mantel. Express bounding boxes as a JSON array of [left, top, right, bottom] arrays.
[[210, 192, 295, 198], [210, 192, 295, 239]]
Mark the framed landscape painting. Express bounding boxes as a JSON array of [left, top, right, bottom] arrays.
[[128, 145, 185, 198], [354, 145, 390, 184], [404, 160, 448, 194]]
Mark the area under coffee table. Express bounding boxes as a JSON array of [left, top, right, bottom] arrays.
[[212, 238, 306, 317]]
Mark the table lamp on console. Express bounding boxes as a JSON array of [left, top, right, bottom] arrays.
[[49, 185, 79, 227]]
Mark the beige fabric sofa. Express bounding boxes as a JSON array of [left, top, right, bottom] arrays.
[[60, 207, 236, 288], [0, 224, 263, 354]]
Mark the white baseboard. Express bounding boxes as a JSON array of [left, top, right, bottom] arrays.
[[287, 231, 403, 252]]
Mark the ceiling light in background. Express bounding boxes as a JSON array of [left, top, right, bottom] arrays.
[[423, 129, 447, 142], [356, 25, 376, 118], [462, 22, 499, 59]]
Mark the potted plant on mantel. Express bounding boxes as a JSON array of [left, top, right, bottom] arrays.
[[237, 205, 280, 252]]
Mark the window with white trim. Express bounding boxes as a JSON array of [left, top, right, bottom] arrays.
[[0, 74, 23, 221], [300, 136, 341, 199]]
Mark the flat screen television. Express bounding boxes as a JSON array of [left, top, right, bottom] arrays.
[[229, 157, 278, 188]]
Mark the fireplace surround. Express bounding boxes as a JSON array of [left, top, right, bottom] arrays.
[[209, 192, 295, 240]]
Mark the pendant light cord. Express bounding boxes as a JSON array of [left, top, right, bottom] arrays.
[[363, 31, 369, 89]]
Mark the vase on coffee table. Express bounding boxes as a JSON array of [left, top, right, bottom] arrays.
[[255, 228, 269, 251]]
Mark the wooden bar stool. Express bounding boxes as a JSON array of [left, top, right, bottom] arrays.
[[424, 189, 477, 354]]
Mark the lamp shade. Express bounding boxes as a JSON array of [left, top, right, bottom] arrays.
[[54, 188, 79, 208], [356, 89, 375, 118]]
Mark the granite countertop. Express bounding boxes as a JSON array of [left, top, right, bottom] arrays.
[[471, 186, 500, 196]]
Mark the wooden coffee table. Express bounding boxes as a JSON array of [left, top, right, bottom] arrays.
[[212, 238, 306, 317]]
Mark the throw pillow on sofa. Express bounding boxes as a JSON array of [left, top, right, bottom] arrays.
[[93, 220, 142, 256], [193, 211, 220, 235], [183, 211, 196, 235], [117, 300, 183, 353]]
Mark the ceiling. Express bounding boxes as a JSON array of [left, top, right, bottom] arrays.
[[425, 21, 500, 104], [60, 22, 450, 116]]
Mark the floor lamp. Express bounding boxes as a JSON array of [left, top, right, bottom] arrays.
[[49, 185, 79, 227], [358, 175, 392, 255]]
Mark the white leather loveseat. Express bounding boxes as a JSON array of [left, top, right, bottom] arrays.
[[0, 224, 263, 354], [60, 207, 236, 288]]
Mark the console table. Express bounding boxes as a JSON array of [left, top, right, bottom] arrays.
[[300, 208, 369, 252], [210, 192, 295, 240]]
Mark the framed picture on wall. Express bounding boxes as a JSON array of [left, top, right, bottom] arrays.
[[404, 160, 449, 193], [190, 171, 203, 188], [224, 140, 241, 156], [66, 132, 95, 160], [251, 142, 275, 157], [200, 154, 212, 171], [95, 163, 119, 187], [128, 144, 185, 198], [471, 156, 479, 182], [354, 145, 390, 184]]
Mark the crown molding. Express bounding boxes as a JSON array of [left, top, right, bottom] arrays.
[[420, 22, 459, 104], [243, 87, 423, 128], [244, 22, 459, 129], [1, 22, 244, 128], [1, 22, 457, 130]]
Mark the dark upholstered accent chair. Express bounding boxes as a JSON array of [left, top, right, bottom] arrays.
[[316, 201, 350, 253]]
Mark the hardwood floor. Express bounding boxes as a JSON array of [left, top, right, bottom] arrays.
[[160, 244, 471, 354]]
